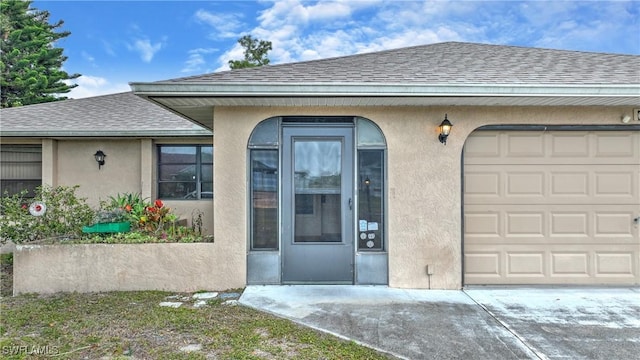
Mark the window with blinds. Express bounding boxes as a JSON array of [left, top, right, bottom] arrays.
[[0, 145, 42, 197]]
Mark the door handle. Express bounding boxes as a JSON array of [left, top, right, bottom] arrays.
[[348, 198, 352, 210]]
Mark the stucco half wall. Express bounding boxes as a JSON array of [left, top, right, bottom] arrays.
[[13, 244, 231, 294], [213, 105, 636, 290]]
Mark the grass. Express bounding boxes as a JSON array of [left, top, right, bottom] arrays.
[[0, 257, 392, 360]]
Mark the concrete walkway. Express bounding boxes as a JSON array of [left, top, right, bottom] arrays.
[[239, 285, 640, 360]]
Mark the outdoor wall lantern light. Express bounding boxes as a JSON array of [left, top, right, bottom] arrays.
[[94, 150, 106, 169], [438, 114, 453, 145]]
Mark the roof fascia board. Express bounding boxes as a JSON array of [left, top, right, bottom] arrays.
[[130, 82, 640, 98]]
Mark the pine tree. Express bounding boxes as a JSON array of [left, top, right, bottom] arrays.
[[228, 35, 272, 69], [0, 0, 80, 107]]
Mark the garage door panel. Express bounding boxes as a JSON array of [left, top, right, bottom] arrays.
[[595, 212, 637, 237], [465, 131, 639, 165], [464, 133, 500, 159], [507, 172, 544, 196], [464, 211, 501, 237], [466, 205, 637, 244], [550, 133, 590, 158], [596, 252, 636, 277], [551, 171, 589, 196], [465, 246, 639, 284], [507, 133, 545, 157], [464, 171, 500, 196], [507, 252, 545, 277], [464, 252, 501, 277], [506, 212, 545, 237], [594, 133, 639, 158], [465, 165, 638, 204], [595, 171, 635, 197], [551, 253, 589, 276], [464, 130, 639, 285], [550, 212, 589, 237]]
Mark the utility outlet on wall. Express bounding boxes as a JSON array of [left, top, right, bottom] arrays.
[[426, 264, 434, 275]]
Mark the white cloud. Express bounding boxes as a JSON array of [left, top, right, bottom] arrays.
[[65, 75, 131, 99], [127, 38, 164, 63], [249, 0, 469, 66], [182, 48, 218, 73], [213, 44, 246, 72], [194, 9, 244, 39]]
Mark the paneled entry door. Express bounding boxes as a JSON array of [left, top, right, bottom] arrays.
[[282, 126, 354, 283]]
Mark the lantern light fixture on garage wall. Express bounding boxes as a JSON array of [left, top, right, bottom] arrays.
[[94, 150, 106, 169], [438, 114, 453, 145]]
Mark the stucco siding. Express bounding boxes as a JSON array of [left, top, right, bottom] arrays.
[[56, 140, 142, 207], [211, 105, 635, 290], [14, 244, 233, 294]]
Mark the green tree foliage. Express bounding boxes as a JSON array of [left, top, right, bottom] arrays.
[[0, 0, 80, 108], [228, 35, 272, 69]]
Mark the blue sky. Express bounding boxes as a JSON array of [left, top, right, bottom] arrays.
[[32, 0, 640, 99]]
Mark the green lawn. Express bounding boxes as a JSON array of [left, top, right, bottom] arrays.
[[0, 257, 391, 360]]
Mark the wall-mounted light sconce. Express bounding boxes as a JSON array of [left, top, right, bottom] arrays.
[[438, 114, 453, 145], [94, 150, 106, 169], [621, 114, 631, 123]]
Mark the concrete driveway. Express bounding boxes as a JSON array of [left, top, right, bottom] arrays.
[[239, 285, 640, 360]]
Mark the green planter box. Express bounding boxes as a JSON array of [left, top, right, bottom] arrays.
[[82, 222, 131, 234]]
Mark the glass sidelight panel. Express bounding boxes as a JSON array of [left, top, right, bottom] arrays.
[[358, 150, 384, 250], [294, 139, 342, 243], [251, 150, 279, 249]]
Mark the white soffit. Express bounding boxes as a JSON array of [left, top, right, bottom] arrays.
[[152, 95, 639, 107]]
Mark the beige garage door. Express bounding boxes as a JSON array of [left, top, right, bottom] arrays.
[[464, 130, 639, 285]]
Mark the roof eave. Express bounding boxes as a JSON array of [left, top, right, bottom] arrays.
[[130, 82, 640, 98]]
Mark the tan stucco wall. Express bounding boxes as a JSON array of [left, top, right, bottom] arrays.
[[213, 105, 636, 290], [13, 244, 231, 294], [56, 140, 142, 206], [1, 137, 214, 235]]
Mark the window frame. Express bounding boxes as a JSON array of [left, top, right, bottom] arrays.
[[157, 144, 213, 200], [0, 144, 43, 198]]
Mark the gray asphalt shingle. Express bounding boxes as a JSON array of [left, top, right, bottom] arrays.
[[0, 92, 208, 134], [165, 42, 639, 85]]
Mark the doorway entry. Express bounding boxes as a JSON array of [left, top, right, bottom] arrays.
[[246, 116, 388, 286], [281, 125, 354, 283]]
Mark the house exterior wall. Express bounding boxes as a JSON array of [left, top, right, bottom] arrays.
[[57, 139, 142, 206], [212, 105, 635, 290], [0, 137, 214, 235]]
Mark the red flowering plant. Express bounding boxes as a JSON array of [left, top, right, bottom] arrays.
[[138, 199, 177, 234]]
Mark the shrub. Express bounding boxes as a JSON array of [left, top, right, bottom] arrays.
[[0, 185, 95, 244], [101, 192, 147, 224]]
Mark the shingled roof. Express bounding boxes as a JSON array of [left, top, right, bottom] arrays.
[[0, 92, 211, 137], [131, 42, 640, 129], [167, 42, 639, 85]]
